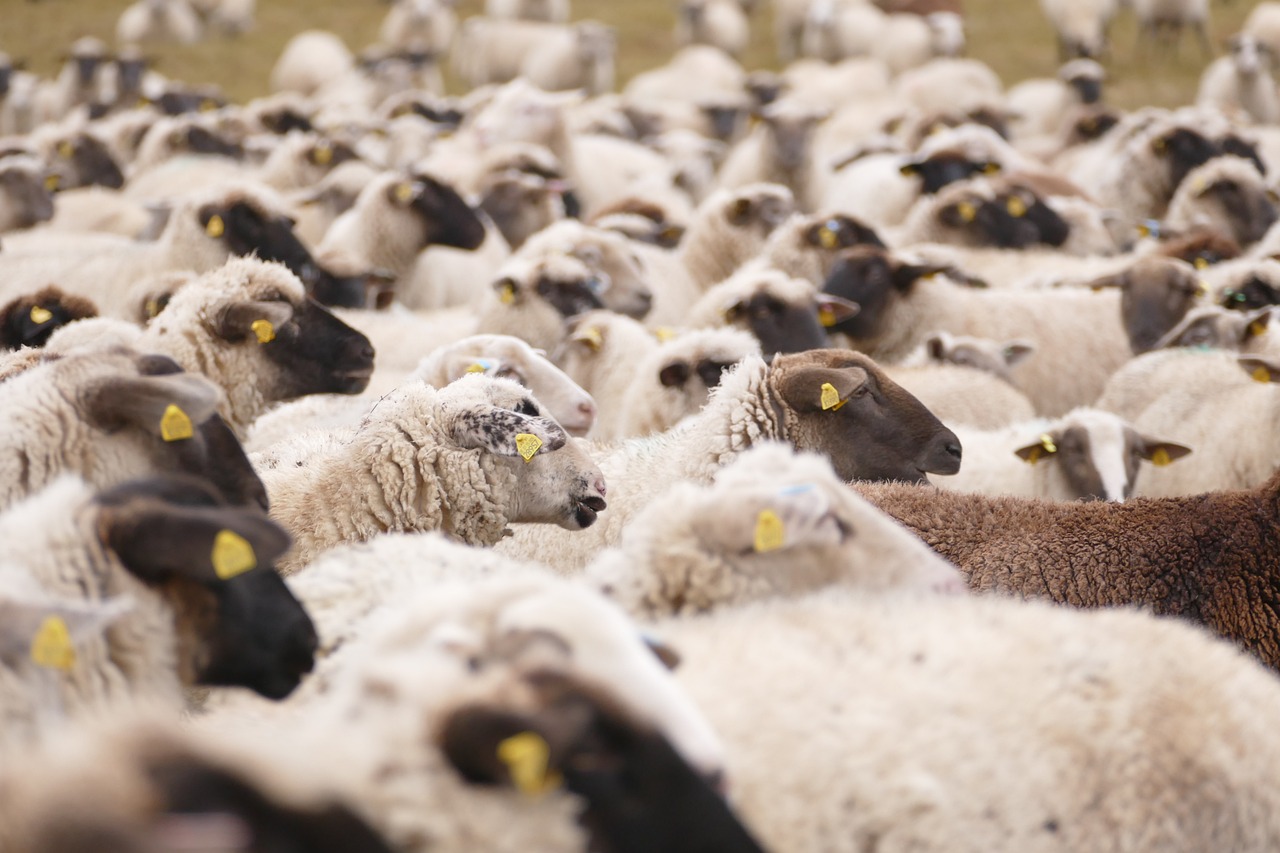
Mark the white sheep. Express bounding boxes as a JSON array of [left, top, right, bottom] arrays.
[[552, 310, 661, 439], [255, 374, 608, 572], [659, 585, 1280, 850], [1197, 34, 1280, 125], [116, 0, 204, 46], [497, 348, 963, 573], [1038, 0, 1119, 59], [718, 100, 830, 211], [522, 21, 617, 96], [0, 155, 54, 233], [485, 0, 570, 21], [1131, 0, 1212, 55], [379, 0, 457, 55], [247, 333, 598, 451], [932, 407, 1192, 501], [1245, 1, 1280, 56], [1165, 156, 1277, 248], [676, 0, 750, 58], [1005, 59, 1105, 142], [886, 332, 1038, 429], [269, 31, 356, 96], [205, 0, 256, 35]]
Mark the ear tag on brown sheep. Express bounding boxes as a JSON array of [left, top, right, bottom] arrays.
[[820, 382, 845, 412], [160, 404, 194, 442], [30, 616, 76, 672], [251, 319, 276, 344], [497, 731, 561, 796], [1194, 257, 1211, 271], [205, 215, 225, 238], [957, 201, 977, 224], [498, 282, 516, 305], [1253, 366, 1273, 383], [211, 530, 257, 581], [653, 327, 676, 343], [516, 433, 543, 462], [57, 141, 74, 160], [1150, 448, 1173, 467], [817, 225, 840, 249], [754, 509, 785, 553], [312, 143, 333, 166], [818, 306, 837, 328], [1006, 196, 1028, 218], [29, 305, 53, 325], [44, 174, 59, 192]]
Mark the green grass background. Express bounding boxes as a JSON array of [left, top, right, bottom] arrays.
[[0, 0, 1257, 108]]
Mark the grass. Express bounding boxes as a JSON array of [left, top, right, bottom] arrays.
[[0, 0, 1258, 109]]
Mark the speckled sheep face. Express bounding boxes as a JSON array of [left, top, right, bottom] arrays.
[[96, 476, 317, 699], [769, 349, 962, 483]]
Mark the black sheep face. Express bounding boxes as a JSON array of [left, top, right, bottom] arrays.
[[1222, 275, 1280, 311], [1152, 128, 1219, 193], [900, 154, 1000, 195]]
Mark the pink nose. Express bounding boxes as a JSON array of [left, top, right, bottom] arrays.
[[578, 400, 596, 420], [593, 477, 607, 499]]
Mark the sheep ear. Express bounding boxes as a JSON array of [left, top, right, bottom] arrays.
[[925, 333, 950, 361], [729, 483, 848, 554], [100, 501, 291, 585], [1084, 271, 1127, 292], [1002, 340, 1035, 365], [1241, 307, 1275, 341], [82, 372, 220, 441], [774, 365, 868, 413], [438, 703, 549, 789], [899, 161, 922, 177], [727, 198, 753, 225], [1136, 439, 1192, 466], [658, 361, 691, 387], [641, 632, 681, 670], [0, 595, 132, 668], [1014, 433, 1060, 464], [814, 294, 859, 326], [452, 408, 568, 459], [212, 300, 295, 343], [1239, 355, 1280, 383]]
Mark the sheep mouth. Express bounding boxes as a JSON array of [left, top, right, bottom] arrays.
[[572, 495, 608, 528]]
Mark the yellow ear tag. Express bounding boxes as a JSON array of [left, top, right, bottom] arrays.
[[497, 731, 561, 796], [515, 432, 543, 462], [1150, 448, 1172, 467], [44, 174, 59, 192], [820, 382, 845, 411], [818, 226, 839, 249], [1194, 257, 1210, 270], [57, 141, 74, 159], [160, 404, 194, 442], [200, 99, 218, 112], [145, 298, 162, 319], [981, 162, 1001, 175], [499, 283, 516, 305], [1024, 446, 1042, 465], [1137, 222, 1152, 239], [1249, 320, 1268, 338], [251, 319, 276, 344], [753, 508, 785, 553], [205, 215, 225, 238], [957, 201, 976, 223], [29, 305, 53, 325], [818, 306, 837, 328], [1253, 366, 1272, 383], [211, 529, 256, 580], [395, 182, 415, 204], [1039, 434, 1057, 454], [653, 326, 677, 343], [466, 362, 488, 374], [1006, 196, 1028, 218], [312, 144, 332, 165], [1197, 279, 1211, 298], [30, 616, 76, 672], [578, 327, 603, 350]]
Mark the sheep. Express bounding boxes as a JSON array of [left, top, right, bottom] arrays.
[[684, 265, 857, 355], [247, 333, 598, 451], [485, 0, 570, 21], [753, 210, 887, 285], [269, 30, 356, 97], [586, 443, 966, 618], [801, 0, 883, 63], [552, 310, 661, 438], [0, 286, 98, 351], [1132, 0, 1211, 55], [0, 711, 394, 853], [676, 0, 750, 58], [892, 57, 1004, 118], [718, 100, 830, 211], [380, 0, 457, 55], [1197, 34, 1280, 125], [512, 219, 656, 319], [0, 349, 268, 511], [287, 159, 382, 247], [25, 126, 125, 191], [0, 183, 373, 313], [0, 154, 54, 232], [1079, 255, 1208, 354], [497, 348, 963, 573], [854, 468, 1280, 674], [1245, 1, 1280, 57], [33, 37, 110, 122], [658, 584, 1280, 850], [1005, 59, 1106, 142], [451, 18, 574, 88], [885, 332, 1038, 429], [476, 169, 566, 251], [1164, 156, 1278, 249], [931, 407, 1192, 502], [1147, 304, 1276, 351], [622, 45, 746, 105], [1038, 0, 1119, 59], [116, 0, 204, 46], [875, 11, 966, 74], [255, 374, 608, 572], [0, 473, 315, 750], [522, 21, 617, 96], [203, 0, 256, 35], [821, 245, 1131, 415]]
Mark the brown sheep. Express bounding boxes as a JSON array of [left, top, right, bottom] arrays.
[[853, 472, 1280, 672]]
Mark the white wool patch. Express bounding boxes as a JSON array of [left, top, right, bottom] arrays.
[[1080, 410, 1132, 502]]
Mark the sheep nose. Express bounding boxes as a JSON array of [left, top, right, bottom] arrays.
[[593, 477, 607, 499], [704, 768, 729, 797], [578, 399, 596, 420], [944, 441, 962, 461]]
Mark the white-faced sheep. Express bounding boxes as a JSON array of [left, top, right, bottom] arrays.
[[885, 331, 1038, 429], [269, 30, 357, 97], [485, 0, 570, 21], [522, 21, 616, 96], [718, 100, 830, 211], [1165, 156, 1278, 250], [1038, 0, 1119, 59], [380, 0, 457, 54], [1198, 34, 1280, 125], [676, 0, 750, 58], [1132, 0, 1211, 55], [498, 348, 963, 573], [116, 0, 204, 46], [254, 374, 608, 572]]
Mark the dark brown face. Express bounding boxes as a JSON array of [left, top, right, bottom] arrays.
[[901, 153, 998, 194], [770, 349, 962, 483], [0, 287, 98, 350], [56, 134, 124, 189], [526, 270, 607, 318], [1221, 134, 1267, 177], [803, 214, 886, 251], [1091, 259, 1200, 354], [198, 201, 323, 290], [1153, 128, 1220, 192], [0, 164, 55, 229], [1222, 275, 1280, 311], [821, 247, 941, 341], [1204, 178, 1278, 246], [262, 298, 375, 396], [262, 108, 315, 135], [723, 292, 830, 355], [405, 173, 488, 250], [659, 358, 736, 389], [97, 475, 317, 699], [1158, 229, 1241, 268]]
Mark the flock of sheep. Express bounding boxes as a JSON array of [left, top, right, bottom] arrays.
[[7, 0, 1280, 849]]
